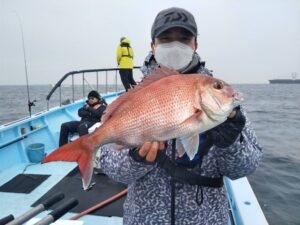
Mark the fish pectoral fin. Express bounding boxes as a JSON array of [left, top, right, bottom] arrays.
[[79, 151, 96, 191], [177, 135, 199, 160], [180, 110, 203, 126]]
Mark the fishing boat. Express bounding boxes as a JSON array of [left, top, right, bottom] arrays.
[[0, 68, 268, 225]]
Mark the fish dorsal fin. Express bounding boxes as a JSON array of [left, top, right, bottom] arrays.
[[102, 65, 179, 123]]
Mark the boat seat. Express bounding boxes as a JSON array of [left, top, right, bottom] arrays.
[[69, 122, 101, 142]]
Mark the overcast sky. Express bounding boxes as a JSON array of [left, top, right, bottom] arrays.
[[0, 0, 299, 85]]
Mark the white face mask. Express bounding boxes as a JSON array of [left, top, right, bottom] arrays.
[[154, 41, 194, 70]]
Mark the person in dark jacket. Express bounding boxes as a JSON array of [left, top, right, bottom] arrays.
[[99, 7, 262, 225], [59, 90, 107, 147]]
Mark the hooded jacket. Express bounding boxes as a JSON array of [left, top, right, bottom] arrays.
[[117, 38, 134, 69], [78, 99, 107, 123], [99, 53, 262, 225]]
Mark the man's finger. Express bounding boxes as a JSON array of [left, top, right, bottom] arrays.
[[228, 110, 236, 118], [158, 141, 165, 151], [145, 142, 159, 162], [138, 142, 152, 157]]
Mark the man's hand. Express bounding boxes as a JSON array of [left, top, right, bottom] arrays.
[[228, 110, 236, 118], [207, 106, 246, 148], [138, 141, 165, 162]]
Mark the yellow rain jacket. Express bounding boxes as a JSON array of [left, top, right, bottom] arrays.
[[117, 38, 134, 69]]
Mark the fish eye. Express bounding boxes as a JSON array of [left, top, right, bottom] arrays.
[[213, 80, 223, 90]]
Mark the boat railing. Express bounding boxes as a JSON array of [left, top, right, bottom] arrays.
[[46, 67, 141, 110]]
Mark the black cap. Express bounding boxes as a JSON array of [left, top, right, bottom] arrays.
[[151, 7, 197, 40], [88, 90, 100, 100]]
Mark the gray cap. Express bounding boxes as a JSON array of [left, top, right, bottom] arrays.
[[151, 7, 197, 40]]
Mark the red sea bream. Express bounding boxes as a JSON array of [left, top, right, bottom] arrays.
[[43, 67, 243, 190]]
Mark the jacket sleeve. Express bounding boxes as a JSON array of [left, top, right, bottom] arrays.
[[117, 45, 122, 65], [78, 105, 90, 118], [214, 107, 262, 179], [131, 47, 134, 59], [86, 104, 106, 119], [99, 145, 155, 184]]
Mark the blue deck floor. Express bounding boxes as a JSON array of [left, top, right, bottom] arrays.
[[0, 161, 123, 224]]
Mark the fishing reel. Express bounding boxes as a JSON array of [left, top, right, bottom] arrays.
[[28, 99, 37, 117]]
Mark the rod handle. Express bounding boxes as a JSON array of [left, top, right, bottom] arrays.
[[50, 198, 78, 221], [42, 192, 65, 209], [0, 214, 14, 225]]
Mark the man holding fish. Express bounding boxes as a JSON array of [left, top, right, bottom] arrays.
[[43, 7, 262, 225], [99, 7, 262, 225]]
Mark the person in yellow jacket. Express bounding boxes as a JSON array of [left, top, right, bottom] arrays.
[[116, 37, 136, 91]]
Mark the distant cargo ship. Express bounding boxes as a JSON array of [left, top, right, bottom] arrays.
[[269, 73, 300, 84], [269, 79, 300, 84]]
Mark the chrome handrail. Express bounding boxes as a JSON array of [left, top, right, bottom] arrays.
[[46, 67, 141, 110]]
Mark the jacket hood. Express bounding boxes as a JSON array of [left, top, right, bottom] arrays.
[[121, 38, 130, 44]]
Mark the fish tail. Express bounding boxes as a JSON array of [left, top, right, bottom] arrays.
[[42, 134, 101, 190]]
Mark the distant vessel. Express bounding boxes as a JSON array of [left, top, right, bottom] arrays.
[[269, 79, 300, 84], [269, 72, 300, 84]]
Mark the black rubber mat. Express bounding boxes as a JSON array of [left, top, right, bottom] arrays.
[[32, 167, 127, 217], [0, 174, 50, 194]]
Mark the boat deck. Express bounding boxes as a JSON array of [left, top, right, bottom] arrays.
[[0, 161, 123, 224]]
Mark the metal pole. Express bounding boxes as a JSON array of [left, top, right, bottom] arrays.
[[14, 12, 32, 117], [96, 72, 99, 92], [72, 74, 74, 103], [105, 71, 108, 93], [115, 70, 118, 93], [82, 72, 85, 98], [59, 86, 62, 107]]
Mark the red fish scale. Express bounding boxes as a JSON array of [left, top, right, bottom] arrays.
[[95, 75, 205, 147]]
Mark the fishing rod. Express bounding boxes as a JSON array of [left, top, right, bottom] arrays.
[[14, 11, 36, 117], [33, 198, 78, 225], [69, 188, 128, 220], [6, 192, 65, 225], [83, 77, 96, 91]]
